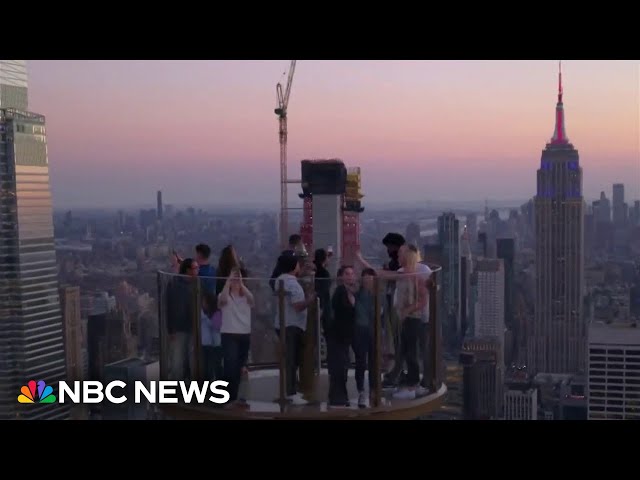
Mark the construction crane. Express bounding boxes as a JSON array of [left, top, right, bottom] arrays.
[[275, 60, 296, 250]]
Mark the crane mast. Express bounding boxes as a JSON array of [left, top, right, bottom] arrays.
[[275, 60, 296, 250]]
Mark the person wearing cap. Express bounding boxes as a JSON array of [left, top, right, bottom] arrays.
[[354, 233, 406, 380], [382, 232, 406, 272], [385, 244, 432, 395], [269, 234, 304, 291]]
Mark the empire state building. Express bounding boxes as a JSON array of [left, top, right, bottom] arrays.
[[529, 63, 585, 374]]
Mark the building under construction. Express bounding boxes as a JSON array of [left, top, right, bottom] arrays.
[[342, 167, 364, 265], [299, 159, 364, 273]]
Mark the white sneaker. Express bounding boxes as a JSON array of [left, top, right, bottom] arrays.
[[287, 393, 309, 406], [415, 386, 429, 397], [357, 391, 367, 408], [392, 389, 416, 400]]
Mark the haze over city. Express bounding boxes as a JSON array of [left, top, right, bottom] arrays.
[[28, 60, 639, 210], [5, 58, 640, 421]]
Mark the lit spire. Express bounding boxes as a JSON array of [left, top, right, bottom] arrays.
[[558, 60, 563, 103], [550, 60, 569, 145]]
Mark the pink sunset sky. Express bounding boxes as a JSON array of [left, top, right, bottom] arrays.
[[27, 60, 639, 210]]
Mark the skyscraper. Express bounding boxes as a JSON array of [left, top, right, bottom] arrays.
[[594, 191, 611, 223], [0, 60, 28, 110], [460, 338, 502, 419], [460, 226, 473, 338], [60, 286, 83, 383], [633, 200, 640, 227], [465, 213, 478, 247], [156, 190, 163, 220], [588, 322, 640, 420], [342, 167, 364, 266], [504, 387, 537, 420], [438, 212, 461, 341], [529, 63, 585, 375], [612, 183, 626, 227], [475, 259, 505, 368], [60, 286, 87, 419], [496, 238, 515, 329], [0, 60, 69, 419]]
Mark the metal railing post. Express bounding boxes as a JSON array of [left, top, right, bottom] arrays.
[[316, 298, 322, 375], [158, 271, 168, 381], [301, 276, 316, 399], [373, 276, 382, 408], [192, 278, 202, 382], [429, 271, 439, 393], [278, 280, 287, 411]]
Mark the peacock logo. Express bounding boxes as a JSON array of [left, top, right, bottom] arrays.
[[18, 380, 57, 404]]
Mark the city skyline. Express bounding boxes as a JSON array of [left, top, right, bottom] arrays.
[[5, 58, 640, 422], [28, 60, 639, 209]]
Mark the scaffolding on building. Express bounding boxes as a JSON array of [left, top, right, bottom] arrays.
[[342, 167, 364, 266]]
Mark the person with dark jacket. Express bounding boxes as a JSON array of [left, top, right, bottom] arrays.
[[269, 234, 303, 291], [196, 243, 216, 295], [313, 248, 332, 333], [166, 258, 199, 380], [382, 232, 405, 271], [353, 268, 380, 407], [327, 265, 357, 407]]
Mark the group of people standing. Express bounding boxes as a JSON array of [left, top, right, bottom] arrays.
[[166, 243, 252, 409], [165, 231, 433, 411], [270, 232, 433, 409], [318, 232, 433, 408]]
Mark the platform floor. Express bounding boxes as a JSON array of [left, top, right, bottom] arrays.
[[165, 368, 446, 419]]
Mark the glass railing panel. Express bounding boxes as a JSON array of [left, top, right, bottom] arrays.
[[157, 264, 442, 415]]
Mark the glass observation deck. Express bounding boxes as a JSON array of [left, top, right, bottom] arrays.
[[156, 264, 446, 420]]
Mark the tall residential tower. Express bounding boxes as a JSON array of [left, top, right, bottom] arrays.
[[529, 63, 585, 375], [0, 60, 69, 419]]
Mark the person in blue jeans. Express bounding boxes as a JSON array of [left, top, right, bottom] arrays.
[[201, 291, 223, 381], [219, 268, 254, 407], [353, 268, 379, 408]]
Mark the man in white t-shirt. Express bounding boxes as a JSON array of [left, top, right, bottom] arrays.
[[274, 255, 316, 405]]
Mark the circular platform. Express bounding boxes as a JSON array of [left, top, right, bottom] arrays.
[[160, 367, 447, 420]]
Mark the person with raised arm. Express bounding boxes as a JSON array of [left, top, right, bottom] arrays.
[[219, 268, 254, 408], [216, 245, 247, 296]]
